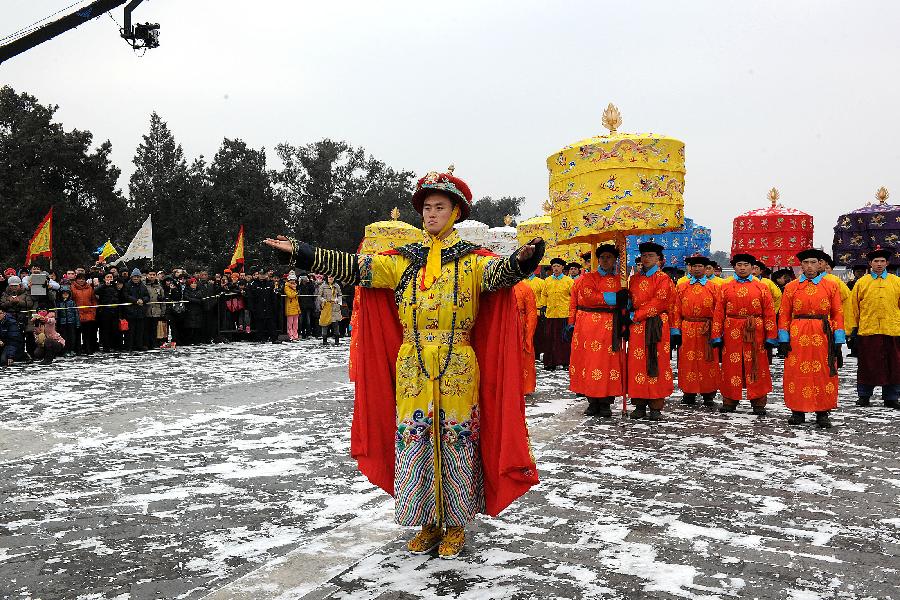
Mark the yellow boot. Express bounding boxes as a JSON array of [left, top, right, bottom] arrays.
[[438, 526, 465, 560], [406, 524, 442, 555]]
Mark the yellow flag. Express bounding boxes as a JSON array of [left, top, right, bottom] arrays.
[[228, 225, 245, 270], [26, 208, 53, 265], [99, 239, 118, 261]]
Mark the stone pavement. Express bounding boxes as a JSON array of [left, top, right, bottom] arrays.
[[1, 341, 898, 599]]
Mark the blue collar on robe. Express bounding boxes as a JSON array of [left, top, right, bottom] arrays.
[[798, 273, 824, 284], [597, 266, 613, 276], [551, 273, 565, 280], [871, 270, 888, 280], [735, 274, 755, 283], [688, 275, 708, 285], [642, 265, 659, 277]]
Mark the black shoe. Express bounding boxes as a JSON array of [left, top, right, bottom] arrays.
[[681, 394, 697, 405], [856, 397, 871, 407], [719, 404, 736, 413], [647, 409, 664, 421], [885, 399, 900, 410], [815, 412, 833, 429], [596, 403, 612, 418], [322, 339, 329, 345], [583, 399, 600, 416], [752, 407, 767, 416], [787, 411, 806, 426], [629, 406, 647, 420]]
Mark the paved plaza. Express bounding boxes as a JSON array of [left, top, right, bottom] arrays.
[[1, 342, 898, 599]]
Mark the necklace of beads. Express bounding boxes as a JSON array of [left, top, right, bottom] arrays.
[[410, 257, 460, 381]]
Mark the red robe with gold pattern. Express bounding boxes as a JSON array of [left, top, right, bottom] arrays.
[[778, 276, 844, 412], [627, 268, 675, 400], [568, 271, 626, 398], [672, 278, 721, 394], [712, 277, 777, 401]]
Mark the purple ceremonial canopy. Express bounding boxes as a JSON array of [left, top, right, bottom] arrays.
[[832, 188, 900, 266]]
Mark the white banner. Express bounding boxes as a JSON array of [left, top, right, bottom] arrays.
[[114, 215, 154, 264]]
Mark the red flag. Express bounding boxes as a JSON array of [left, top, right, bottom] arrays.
[[26, 207, 53, 266], [228, 225, 245, 271]]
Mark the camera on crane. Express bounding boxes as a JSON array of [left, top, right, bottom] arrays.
[[130, 23, 160, 49]]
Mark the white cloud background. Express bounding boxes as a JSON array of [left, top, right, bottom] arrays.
[[3, 0, 899, 251]]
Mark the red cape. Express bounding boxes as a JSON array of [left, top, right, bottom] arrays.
[[349, 252, 539, 517]]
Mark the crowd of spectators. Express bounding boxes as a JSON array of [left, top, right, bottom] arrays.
[[0, 263, 351, 366]]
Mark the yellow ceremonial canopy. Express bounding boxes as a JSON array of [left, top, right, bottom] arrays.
[[517, 202, 591, 268], [547, 103, 686, 272], [359, 207, 422, 253]]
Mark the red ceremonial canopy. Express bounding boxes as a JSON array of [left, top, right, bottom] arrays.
[[731, 188, 813, 267]]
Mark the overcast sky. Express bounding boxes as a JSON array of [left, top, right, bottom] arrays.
[[3, 0, 899, 251]]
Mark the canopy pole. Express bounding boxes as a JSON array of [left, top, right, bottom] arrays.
[[617, 234, 628, 287], [590, 241, 598, 272]]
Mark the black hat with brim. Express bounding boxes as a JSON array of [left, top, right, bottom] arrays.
[[685, 255, 707, 266], [638, 241, 664, 255], [595, 244, 620, 258], [566, 262, 582, 270], [867, 247, 893, 261], [796, 248, 831, 263], [731, 253, 756, 266], [549, 258, 567, 267]]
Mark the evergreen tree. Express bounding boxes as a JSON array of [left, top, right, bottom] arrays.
[[468, 196, 524, 227], [207, 138, 285, 270], [273, 139, 416, 252], [128, 112, 204, 268], [0, 86, 129, 269]]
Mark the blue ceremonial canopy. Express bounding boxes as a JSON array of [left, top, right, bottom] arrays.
[[625, 217, 712, 269]]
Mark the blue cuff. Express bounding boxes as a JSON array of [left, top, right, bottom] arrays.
[[629, 311, 635, 321], [834, 329, 846, 344], [778, 329, 790, 343], [765, 338, 778, 347], [670, 328, 681, 336], [710, 337, 722, 344], [602, 292, 617, 306]]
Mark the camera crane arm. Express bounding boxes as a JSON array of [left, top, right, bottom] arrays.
[[0, 0, 158, 66]]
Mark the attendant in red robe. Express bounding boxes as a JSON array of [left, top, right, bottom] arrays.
[[778, 249, 846, 428], [627, 241, 675, 420], [710, 254, 778, 415], [671, 255, 721, 408], [513, 281, 538, 395], [566, 244, 627, 418]]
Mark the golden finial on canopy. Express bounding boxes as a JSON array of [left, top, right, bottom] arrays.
[[504, 215, 513, 226], [768, 187, 780, 207], [602, 103, 622, 135], [447, 164, 455, 175], [876, 186, 890, 203], [390, 207, 400, 220], [541, 199, 553, 213]]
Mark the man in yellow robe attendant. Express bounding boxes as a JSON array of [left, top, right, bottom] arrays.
[[264, 167, 543, 559], [542, 258, 574, 371], [846, 246, 900, 409], [820, 253, 853, 332], [751, 259, 782, 314]]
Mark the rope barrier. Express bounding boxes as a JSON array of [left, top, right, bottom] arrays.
[[5, 291, 350, 315]]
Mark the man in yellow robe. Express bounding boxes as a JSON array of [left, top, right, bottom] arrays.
[[846, 246, 900, 408], [264, 167, 543, 560], [819, 253, 853, 330], [541, 258, 574, 370]]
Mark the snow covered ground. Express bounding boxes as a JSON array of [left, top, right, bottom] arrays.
[[0, 342, 897, 599]]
